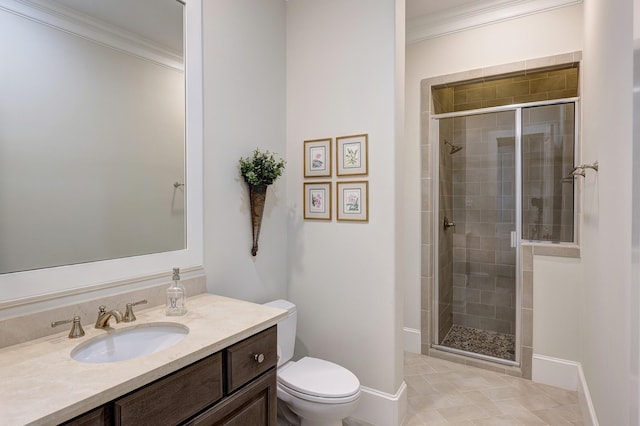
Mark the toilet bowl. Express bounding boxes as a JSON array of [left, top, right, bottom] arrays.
[[264, 300, 361, 426]]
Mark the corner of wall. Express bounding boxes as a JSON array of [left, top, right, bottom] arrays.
[[351, 382, 408, 426]]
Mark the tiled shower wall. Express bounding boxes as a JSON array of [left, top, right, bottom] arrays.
[[449, 113, 517, 336]]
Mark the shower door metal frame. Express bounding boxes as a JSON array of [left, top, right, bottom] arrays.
[[430, 97, 579, 367]]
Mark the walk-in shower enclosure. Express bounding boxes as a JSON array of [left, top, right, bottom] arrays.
[[431, 82, 577, 364]]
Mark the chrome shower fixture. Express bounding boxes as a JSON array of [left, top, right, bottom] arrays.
[[566, 161, 599, 179], [569, 166, 585, 177], [444, 139, 463, 155], [582, 161, 599, 172]]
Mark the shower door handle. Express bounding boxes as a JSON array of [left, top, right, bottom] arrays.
[[443, 217, 456, 231], [510, 231, 517, 248]]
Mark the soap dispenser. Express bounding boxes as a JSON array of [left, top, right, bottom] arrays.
[[166, 267, 187, 316]]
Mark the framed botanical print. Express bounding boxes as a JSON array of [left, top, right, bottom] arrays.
[[304, 138, 332, 177], [303, 182, 332, 220], [336, 181, 368, 222], [336, 134, 368, 176]]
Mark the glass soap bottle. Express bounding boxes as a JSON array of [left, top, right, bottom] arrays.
[[166, 267, 187, 316]]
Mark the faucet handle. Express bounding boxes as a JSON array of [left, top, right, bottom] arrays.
[[51, 316, 85, 338], [123, 299, 148, 322]]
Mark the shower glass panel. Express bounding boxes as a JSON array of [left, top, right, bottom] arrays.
[[522, 103, 576, 242], [437, 111, 518, 362]]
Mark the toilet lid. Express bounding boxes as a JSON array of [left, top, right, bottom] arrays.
[[278, 357, 360, 399]]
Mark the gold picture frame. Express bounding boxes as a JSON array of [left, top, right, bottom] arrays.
[[304, 138, 332, 177], [337, 181, 368, 222], [303, 182, 332, 220], [336, 134, 368, 176]]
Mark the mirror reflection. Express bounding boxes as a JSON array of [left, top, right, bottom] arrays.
[[0, 0, 185, 274]]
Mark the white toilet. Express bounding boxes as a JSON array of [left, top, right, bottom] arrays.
[[264, 300, 361, 426]]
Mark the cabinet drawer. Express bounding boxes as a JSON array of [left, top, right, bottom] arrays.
[[60, 404, 112, 426], [225, 326, 277, 393], [114, 352, 223, 425], [185, 368, 277, 426]]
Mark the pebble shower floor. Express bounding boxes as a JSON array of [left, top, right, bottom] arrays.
[[441, 325, 516, 361]]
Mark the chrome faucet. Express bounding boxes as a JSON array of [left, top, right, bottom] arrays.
[[95, 305, 123, 329]]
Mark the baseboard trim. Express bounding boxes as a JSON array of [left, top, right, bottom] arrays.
[[403, 327, 421, 353], [577, 363, 599, 426], [351, 381, 408, 426], [532, 354, 598, 425], [532, 353, 579, 391]]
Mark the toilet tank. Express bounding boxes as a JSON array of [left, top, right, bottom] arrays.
[[263, 299, 296, 365]]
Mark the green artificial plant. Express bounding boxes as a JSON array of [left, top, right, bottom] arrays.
[[239, 148, 286, 187]]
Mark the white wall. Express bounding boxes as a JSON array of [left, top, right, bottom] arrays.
[[532, 256, 581, 361], [404, 4, 584, 340], [202, 0, 288, 303], [632, 5, 640, 423], [0, 8, 184, 274], [632, 46, 640, 426], [581, 0, 635, 424], [286, 0, 403, 404]]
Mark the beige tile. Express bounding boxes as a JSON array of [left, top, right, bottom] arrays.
[[522, 271, 533, 309], [531, 408, 575, 425], [521, 346, 533, 380], [525, 53, 573, 70], [532, 244, 580, 258], [414, 408, 449, 424], [447, 68, 485, 86], [515, 393, 562, 411], [521, 308, 533, 347], [401, 352, 584, 425], [437, 404, 490, 422], [422, 178, 433, 211], [422, 243, 433, 277], [0, 277, 206, 348], [521, 245, 533, 271], [422, 211, 433, 243], [473, 415, 522, 425]]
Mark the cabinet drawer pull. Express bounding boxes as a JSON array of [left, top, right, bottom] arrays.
[[253, 353, 265, 363]]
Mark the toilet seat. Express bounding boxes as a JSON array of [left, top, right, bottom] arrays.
[[277, 357, 360, 404]]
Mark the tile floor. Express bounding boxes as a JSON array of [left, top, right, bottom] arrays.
[[402, 352, 584, 425], [344, 352, 584, 426]]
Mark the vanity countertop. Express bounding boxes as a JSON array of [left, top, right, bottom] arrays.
[[0, 293, 286, 425]]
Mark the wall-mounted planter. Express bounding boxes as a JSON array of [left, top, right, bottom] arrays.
[[249, 184, 267, 256], [239, 148, 285, 257]]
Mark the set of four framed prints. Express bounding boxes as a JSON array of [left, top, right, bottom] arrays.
[[303, 134, 369, 222]]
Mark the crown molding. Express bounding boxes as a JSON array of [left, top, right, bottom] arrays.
[[407, 0, 582, 44], [0, 0, 183, 71]]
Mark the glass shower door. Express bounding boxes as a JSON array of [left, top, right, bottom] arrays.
[[436, 110, 518, 362]]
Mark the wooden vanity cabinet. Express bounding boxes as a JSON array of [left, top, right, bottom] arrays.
[[184, 369, 276, 425], [185, 326, 278, 425], [60, 405, 112, 426], [114, 352, 224, 425], [60, 326, 277, 426]]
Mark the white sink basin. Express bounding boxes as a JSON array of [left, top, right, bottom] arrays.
[[71, 323, 189, 363]]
